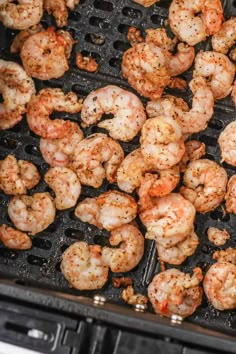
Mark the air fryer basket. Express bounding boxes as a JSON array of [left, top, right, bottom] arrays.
[[0, 0, 235, 349]]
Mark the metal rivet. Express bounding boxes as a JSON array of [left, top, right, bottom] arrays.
[[93, 295, 106, 306], [133, 303, 147, 313], [170, 314, 183, 324]]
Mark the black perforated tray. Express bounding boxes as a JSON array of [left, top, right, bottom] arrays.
[[0, 0, 235, 337]]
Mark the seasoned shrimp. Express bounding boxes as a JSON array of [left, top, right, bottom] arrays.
[[81, 86, 146, 142], [203, 262, 236, 311], [132, 0, 159, 6], [180, 159, 227, 214], [219, 121, 236, 167], [0, 224, 32, 250], [167, 43, 195, 77], [169, 0, 224, 46], [0, 59, 35, 130], [10, 24, 43, 53], [27, 88, 82, 139], [213, 248, 236, 264], [156, 229, 199, 265], [139, 193, 196, 248], [207, 227, 230, 246], [146, 95, 189, 121], [44, 167, 81, 210], [21, 27, 74, 80], [102, 224, 144, 273], [75, 191, 137, 231], [44, 0, 79, 27], [8, 192, 56, 235], [180, 140, 206, 172], [0, 0, 43, 30], [140, 116, 185, 170], [40, 122, 83, 167], [225, 175, 236, 214], [61, 242, 108, 290], [70, 133, 124, 188], [145, 28, 177, 52], [194, 51, 235, 99], [148, 268, 203, 318], [0, 155, 40, 195], [232, 81, 236, 107], [212, 17, 236, 55]]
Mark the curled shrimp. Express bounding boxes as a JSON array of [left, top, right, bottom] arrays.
[[21, 27, 74, 80], [212, 17, 236, 55], [44, 167, 81, 210], [156, 229, 199, 265], [0, 155, 40, 195], [81, 86, 146, 142], [203, 262, 236, 311], [219, 121, 236, 167], [61, 242, 109, 290], [180, 159, 227, 213], [169, 0, 224, 46], [0, 0, 43, 30], [180, 140, 206, 172], [102, 224, 144, 273], [225, 175, 236, 214], [44, 0, 79, 27], [194, 51, 235, 99], [40, 122, 83, 167], [27, 88, 82, 139], [148, 268, 203, 318], [207, 227, 230, 246], [167, 43, 195, 77], [139, 193, 196, 248], [70, 133, 124, 188], [0, 224, 32, 250], [8, 192, 56, 235], [75, 191, 137, 231], [132, 0, 159, 6], [140, 116, 185, 170], [0, 59, 35, 130]]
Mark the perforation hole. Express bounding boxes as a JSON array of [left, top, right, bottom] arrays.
[[151, 14, 164, 25], [199, 135, 217, 146], [64, 228, 85, 240], [118, 24, 131, 35], [81, 50, 101, 61], [122, 7, 142, 19], [72, 84, 88, 96], [8, 124, 22, 133], [27, 255, 47, 266], [89, 16, 109, 29], [113, 40, 130, 52], [60, 244, 69, 253], [46, 223, 57, 233], [94, 0, 113, 11], [208, 119, 223, 131], [210, 208, 230, 222], [0, 249, 18, 260], [25, 145, 41, 157], [0, 138, 18, 150], [85, 33, 105, 45], [93, 234, 109, 246], [43, 80, 63, 89], [68, 11, 81, 21], [109, 57, 121, 68], [32, 238, 52, 250]]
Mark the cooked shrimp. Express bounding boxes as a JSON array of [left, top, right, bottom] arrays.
[[167, 43, 195, 77], [81, 86, 146, 142], [8, 192, 56, 235], [0, 155, 40, 195], [232, 81, 236, 107], [75, 191, 137, 231], [44, 167, 81, 210], [132, 0, 159, 6], [180, 140, 206, 172], [21, 27, 74, 80], [207, 227, 230, 246], [180, 159, 227, 214], [0, 59, 35, 130], [145, 28, 177, 52], [203, 262, 236, 311], [225, 175, 236, 214], [219, 121, 236, 167], [212, 17, 236, 55], [10, 24, 43, 53], [156, 229, 199, 265], [194, 51, 235, 99], [140, 116, 185, 170], [102, 224, 144, 273], [213, 248, 236, 264], [139, 193, 196, 248], [27, 88, 82, 139], [0, 224, 32, 250], [146, 95, 189, 120], [169, 0, 224, 46], [148, 268, 203, 318], [70, 133, 124, 188], [0, 0, 43, 30], [61, 242, 108, 290], [40, 122, 83, 167]]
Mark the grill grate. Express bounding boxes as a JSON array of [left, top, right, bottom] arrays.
[[0, 0, 236, 336]]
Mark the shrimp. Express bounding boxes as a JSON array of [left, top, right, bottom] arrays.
[[145, 28, 177, 52], [232, 81, 236, 107], [139, 193, 196, 248], [146, 95, 189, 120], [212, 17, 236, 55], [0, 59, 35, 130], [203, 262, 236, 311], [10, 24, 43, 53], [207, 227, 230, 246], [194, 51, 235, 99], [102, 224, 144, 273], [140, 116, 185, 170], [21, 27, 74, 80], [61, 242, 108, 290], [81, 86, 146, 142], [132, 0, 159, 6], [219, 121, 236, 167], [8, 192, 56, 235], [180, 140, 206, 172], [213, 248, 236, 264], [70, 133, 124, 188], [0, 224, 32, 250], [75, 191, 137, 231], [156, 229, 199, 265], [169, 0, 224, 46], [225, 175, 236, 214], [0, 155, 40, 195], [44, 167, 81, 210], [44, 0, 80, 27], [26, 88, 82, 139], [148, 268, 203, 318], [39, 122, 84, 167], [180, 159, 227, 214], [167, 43, 195, 77], [0, 0, 43, 30], [121, 285, 148, 305]]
